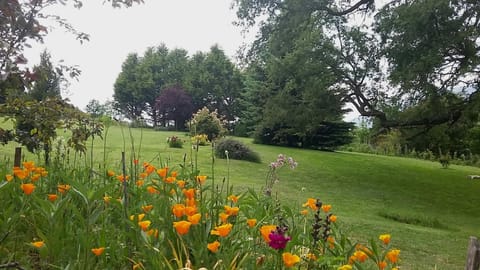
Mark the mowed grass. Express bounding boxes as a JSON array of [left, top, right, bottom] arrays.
[[2, 124, 480, 269]]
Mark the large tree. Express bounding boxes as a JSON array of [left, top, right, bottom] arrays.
[[155, 86, 193, 130]]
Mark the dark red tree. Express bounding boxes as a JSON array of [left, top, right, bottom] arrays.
[[155, 86, 194, 130]]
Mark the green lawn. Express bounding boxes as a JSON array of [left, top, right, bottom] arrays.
[[2, 124, 479, 269]]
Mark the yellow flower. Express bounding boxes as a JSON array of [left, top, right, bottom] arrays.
[[47, 194, 58, 202], [5, 174, 13, 182], [321, 204, 332, 213], [210, 223, 233, 237], [386, 249, 400, 263], [282, 252, 300, 268], [138, 220, 151, 231], [173, 220, 192, 235], [31, 241, 45, 248], [338, 265, 352, 270], [187, 213, 201, 225], [142, 205, 153, 213], [302, 198, 318, 210], [91, 247, 105, 256], [260, 225, 277, 243], [103, 196, 111, 203], [379, 234, 391, 245], [247, 218, 257, 228], [207, 240, 220, 253], [20, 183, 35, 195]]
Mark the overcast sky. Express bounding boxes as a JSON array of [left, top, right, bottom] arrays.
[[25, 0, 255, 110]]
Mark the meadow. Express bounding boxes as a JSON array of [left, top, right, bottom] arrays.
[[1, 124, 479, 269]]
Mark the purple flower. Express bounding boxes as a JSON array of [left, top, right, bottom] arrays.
[[268, 231, 291, 250]]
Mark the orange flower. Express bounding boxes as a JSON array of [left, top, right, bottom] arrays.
[[352, 250, 368, 263], [260, 225, 277, 242], [173, 220, 192, 235], [5, 174, 13, 182], [139, 172, 148, 179], [300, 209, 309, 215], [386, 249, 400, 263], [185, 198, 196, 207], [91, 247, 105, 256], [176, 180, 186, 188], [47, 194, 58, 202], [57, 184, 71, 194], [196, 175, 207, 184], [207, 240, 220, 253], [133, 262, 143, 270], [31, 241, 45, 248], [142, 205, 153, 212], [20, 183, 35, 195], [378, 261, 387, 270], [171, 171, 178, 177], [224, 205, 239, 216], [228, 194, 239, 203], [30, 174, 41, 182], [306, 253, 317, 261], [184, 206, 197, 216], [247, 219, 257, 228], [219, 212, 229, 223], [157, 167, 168, 178], [133, 159, 139, 165], [321, 204, 332, 213], [172, 204, 185, 218], [107, 170, 115, 177], [183, 188, 195, 199], [146, 186, 159, 194], [136, 180, 144, 187], [302, 198, 318, 210], [147, 229, 159, 238], [327, 236, 335, 249], [282, 252, 300, 268], [329, 215, 337, 222], [145, 165, 155, 175], [187, 213, 201, 225], [379, 234, 391, 245], [14, 169, 28, 180], [138, 220, 151, 231], [165, 176, 176, 183], [116, 175, 129, 182], [210, 223, 233, 237]]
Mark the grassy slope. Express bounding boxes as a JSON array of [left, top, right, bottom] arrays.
[[1, 125, 479, 269]]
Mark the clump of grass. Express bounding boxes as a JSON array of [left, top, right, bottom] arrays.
[[378, 211, 448, 230]]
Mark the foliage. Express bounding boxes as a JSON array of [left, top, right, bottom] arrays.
[[28, 50, 63, 101], [167, 135, 184, 148], [188, 107, 226, 141], [191, 134, 210, 146], [0, 151, 404, 269], [214, 138, 261, 163], [0, 97, 102, 164], [155, 86, 193, 130]]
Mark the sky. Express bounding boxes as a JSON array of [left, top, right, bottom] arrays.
[[25, 0, 255, 110]]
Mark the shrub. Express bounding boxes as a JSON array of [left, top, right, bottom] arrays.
[[215, 138, 261, 163], [188, 107, 226, 141], [191, 134, 209, 146], [167, 136, 183, 148]]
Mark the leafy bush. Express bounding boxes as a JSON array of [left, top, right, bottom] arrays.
[[191, 134, 209, 146], [188, 107, 226, 141], [167, 136, 183, 148], [215, 138, 261, 163]]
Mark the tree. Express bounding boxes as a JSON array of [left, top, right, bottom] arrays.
[[85, 99, 107, 118], [113, 53, 145, 121], [29, 50, 63, 101], [155, 86, 194, 130], [0, 0, 143, 82]]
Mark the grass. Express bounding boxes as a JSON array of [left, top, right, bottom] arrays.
[[1, 124, 480, 269]]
